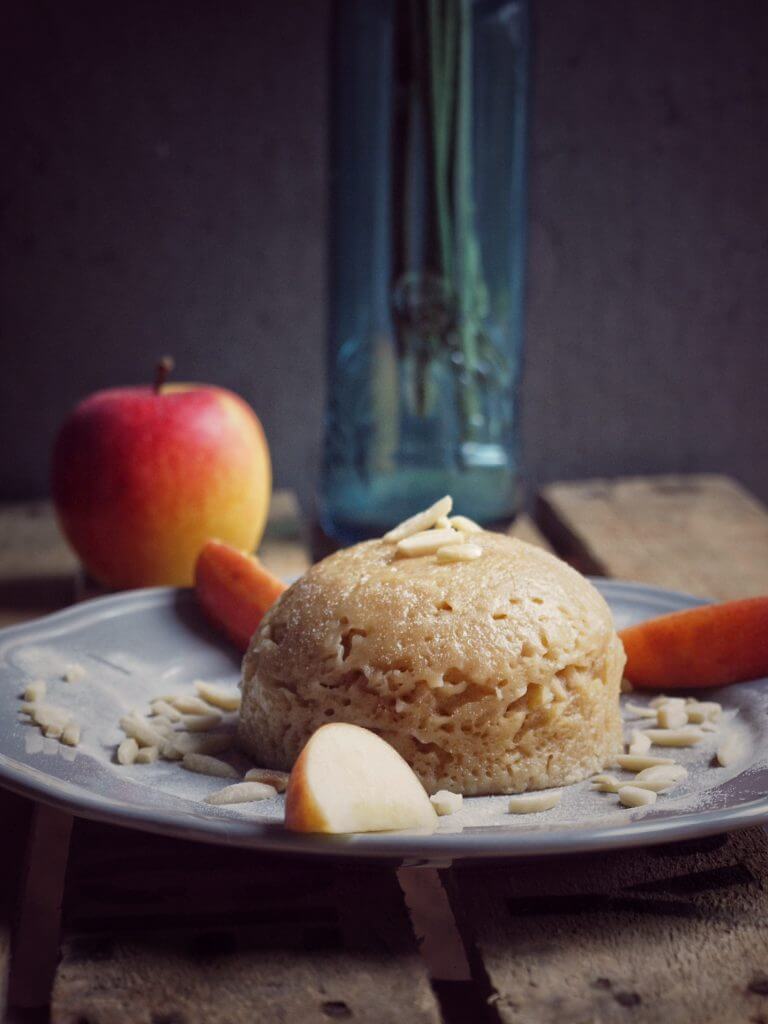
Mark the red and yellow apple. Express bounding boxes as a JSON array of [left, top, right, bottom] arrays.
[[52, 364, 271, 588]]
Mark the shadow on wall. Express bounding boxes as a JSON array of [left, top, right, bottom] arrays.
[[1, 0, 767, 508]]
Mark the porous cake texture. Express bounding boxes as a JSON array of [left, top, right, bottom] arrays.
[[238, 532, 625, 795]]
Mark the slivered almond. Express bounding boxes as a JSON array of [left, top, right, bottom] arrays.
[[32, 704, 73, 732], [430, 791, 463, 816], [61, 721, 81, 747], [645, 727, 704, 747], [182, 753, 239, 779], [628, 730, 651, 755], [136, 745, 159, 764], [716, 733, 742, 767], [624, 702, 658, 720], [591, 774, 621, 793], [244, 767, 289, 792], [383, 496, 453, 542], [23, 680, 47, 702], [649, 695, 686, 710], [194, 682, 242, 712], [448, 515, 482, 534], [205, 781, 277, 805], [62, 663, 85, 683], [633, 764, 687, 792], [396, 528, 463, 558], [686, 701, 722, 724], [436, 543, 482, 563], [618, 786, 657, 808], [117, 738, 139, 765], [614, 754, 675, 771], [508, 790, 562, 814], [119, 715, 166, 748], [170, 694, 214, 715], [150, 699, 182, 722], [657, 705, 689, 729]]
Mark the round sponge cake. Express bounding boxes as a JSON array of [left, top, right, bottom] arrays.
[[238, 532, 625, 796]]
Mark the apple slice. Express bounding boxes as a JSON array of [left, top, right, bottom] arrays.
[[285, 723, 438, 834], [194, 539, 287, 651]]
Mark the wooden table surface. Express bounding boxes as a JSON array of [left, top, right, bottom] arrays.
[[0, 474, 767, 1024]]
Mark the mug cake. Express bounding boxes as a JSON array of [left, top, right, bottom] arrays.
[[238, 499, 625, 795]]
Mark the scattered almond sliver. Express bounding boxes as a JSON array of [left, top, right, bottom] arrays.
[[205, 781, 277, 805], [182, 752, 239, 779], [31, 704, 73, 733], [244, 767, 289, 792], [62, 663, 86, 683], [632, 764, 687, 792], [448, 515, 482, 534], [624, 702, 658, 720], [618, 785, 657, 808], [716, 732, 742, 767], [119, 714, 166, 748], [23, 680, 47, 703], [149, 699, 182, 722], [396, 528, 463, 558], [171, 694, 215, 715], [136, 745, 159, 764], [591, 774, 621, 793], [628, 730, 651, 755], [644, 727, 704, 748], [686, 701, 722, 724], [383, 495, 453, 543], [194, 681, 242, 712], [117, 737, 139, 765], [657, 705, 688, 730], [614, 754, 675, 772], [508, 790, 562, 814], [436, 543, 482, 564], [430, 790, 463, 816], [61, 721, 81, 747]]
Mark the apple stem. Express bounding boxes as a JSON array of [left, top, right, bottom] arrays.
[[154, 356, 175, 393]]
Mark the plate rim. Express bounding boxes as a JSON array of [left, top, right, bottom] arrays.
[[2, 580, 766, 863]]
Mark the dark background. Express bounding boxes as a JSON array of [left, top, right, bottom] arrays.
[[2, 0, 767, 511]]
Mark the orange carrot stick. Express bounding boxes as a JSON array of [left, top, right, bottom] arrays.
[[194, 539, 287, 651], [619, 596, 768, 689]]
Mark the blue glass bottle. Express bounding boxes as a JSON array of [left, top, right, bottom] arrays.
[[320, 0, 530, 544]]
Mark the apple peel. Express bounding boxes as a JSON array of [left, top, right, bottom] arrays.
[[194, 539, 287, 651]]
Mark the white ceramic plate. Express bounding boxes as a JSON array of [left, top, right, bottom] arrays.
[[0, 581, 765, 863]]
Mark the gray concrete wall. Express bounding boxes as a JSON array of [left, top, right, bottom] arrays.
[[2, 0, 766, 510]]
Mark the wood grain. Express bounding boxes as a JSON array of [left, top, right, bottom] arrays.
[[0, 789, 33, 1018], [537, 474, 768, 600], [448, 828, 768, 1024], [51, 821, 440, 1024], [0, 502, 79, 626]]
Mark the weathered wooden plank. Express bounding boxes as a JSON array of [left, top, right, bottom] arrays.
[[0, 501, 79, 626], [507, 514, 553, 552], [7, 804, 73, 1011], [447, 828, 768, 1024], [537, 474, 768, 599], [51, 820, 440, 1024], [0, 789, 34, 1017]]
